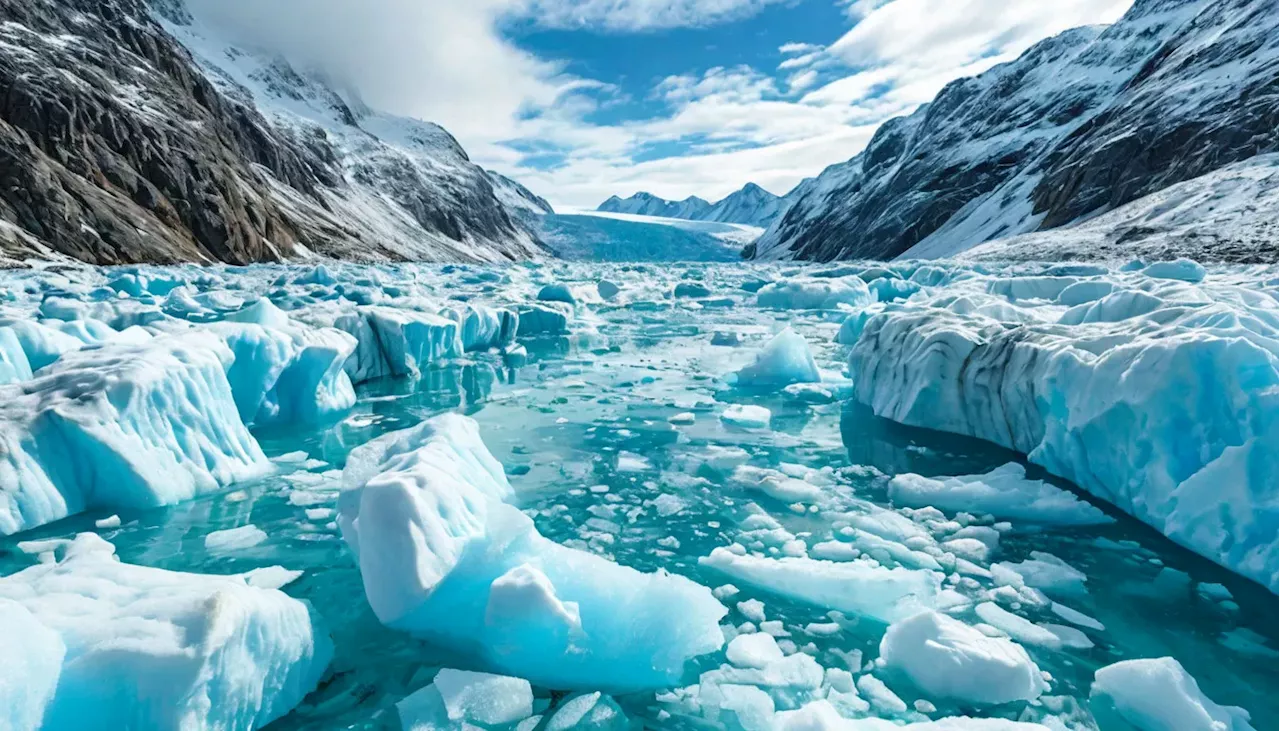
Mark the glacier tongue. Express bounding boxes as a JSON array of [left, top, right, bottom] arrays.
[[0, 533, 332, 731]]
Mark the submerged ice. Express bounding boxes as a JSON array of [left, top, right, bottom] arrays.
[[0, 258, 1273, 731]]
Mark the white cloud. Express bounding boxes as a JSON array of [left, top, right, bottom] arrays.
[[186, 0, 1135, 211], [186, 0, 571, 146], [828, 0, 1130, 72], [516, 0, 792, 31]]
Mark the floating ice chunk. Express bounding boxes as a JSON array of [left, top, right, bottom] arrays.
[[721, 404, 772, 429], [213, 321, 357, 427], [881, 610, 1047, 705], [335, 306, 462, 383], [94, 514, 121, 530], [674, 282, 712, 298], [226, 297, 293, 329], [1049, 602, 1104, 631], [338, 414, 726, 690], [241, 566, 304, 590], [726, 632, 786, 668], [974, 603, 1061, 648], [757, 278, 873, 310], [652, 493, 687, 517], [0, 333, 270, 536], [992, 552, 1087, 596], [734, 328, 821, 388], [888, 464, 1110, 526], [617, 451, 651, 472], [517, 303, 572, 336], [597, 280, 621, 300], [432, 669, 534, 726], [0, 599, 64, 731], [204, 524, 268, 553], [1090, 657, 1254, 731], [732, 465, 824, 504], [701, 548, 941, 624], [449, 304, 519, 352], [1143, 259, 1206, 283], [857, 674, 907, 714], [538, 283, 578, 305], [395, 683, 451, 731], [0, 533, 331, 730], [545, 692, 628, 730]]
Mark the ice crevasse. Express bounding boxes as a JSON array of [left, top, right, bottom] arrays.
[[0, 533, 332, 731], [847, 273, 1280, 591], [336, 412, 728, 691]]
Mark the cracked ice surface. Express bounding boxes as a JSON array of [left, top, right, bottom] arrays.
[[0, 259, 1273, 730]]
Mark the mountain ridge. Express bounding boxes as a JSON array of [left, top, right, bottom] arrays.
[[0, 0, 546, 265], [597, 181, 803, 228], [751, 0, 1278, 263]]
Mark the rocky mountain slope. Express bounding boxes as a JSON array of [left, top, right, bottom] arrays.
[[597, 181, 802, 227], [0, 0, 543, 265], [753, 0, 1278, 263]]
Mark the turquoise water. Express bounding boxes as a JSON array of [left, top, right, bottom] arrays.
[[1, 292, 1275, 730]]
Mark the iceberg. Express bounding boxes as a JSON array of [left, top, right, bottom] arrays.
[[733, 328, 821, 388], [850, 283, 1279, 590], [0, 533, 331, 731], [337, 413, 727, 691], [1090, 657, 1255, 731], [757, 277, 873, 310], [334, 305, 463, 383], [0, 333, 270, 535]]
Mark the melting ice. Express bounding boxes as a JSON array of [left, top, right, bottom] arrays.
[[0, 259, 1275, 731]]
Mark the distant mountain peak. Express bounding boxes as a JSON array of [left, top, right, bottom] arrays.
[[595, 182, 799, 227]]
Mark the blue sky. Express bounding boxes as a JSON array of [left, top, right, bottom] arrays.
[[191, 0, 1133, 208]]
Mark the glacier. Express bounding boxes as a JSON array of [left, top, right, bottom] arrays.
[[0, 258, 1271, 730]]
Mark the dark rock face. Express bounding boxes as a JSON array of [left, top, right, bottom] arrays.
[[0, 0, 540, 265], [0, 0, 313, 263], [753, 0, 1279, 263], [1029, 0, 1278, 229]]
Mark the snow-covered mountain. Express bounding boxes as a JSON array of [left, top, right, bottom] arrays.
[[959, 153, 1278, 263], [753, 0, 1278, 263], [485, 170, 555, 220], [598, 192, 713, 220], [596, 181, 802, 227], [0, 0, 545, 265]]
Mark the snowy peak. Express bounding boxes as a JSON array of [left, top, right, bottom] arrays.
[[597, 182, 795, 227], [754, 0, 1278, 262]]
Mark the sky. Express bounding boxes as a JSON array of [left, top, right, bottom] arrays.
[[187, 0, 1132, 209]]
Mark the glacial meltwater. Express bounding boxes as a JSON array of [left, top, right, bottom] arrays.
[[0, 260, 1274, 731]]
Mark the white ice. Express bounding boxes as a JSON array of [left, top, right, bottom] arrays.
[[880, 610, 1047, 706], [337, 413, 727, 691], [887, 464, 1111, 526], [1090, 657, 1255, 731], [0, 533, 331, 731]]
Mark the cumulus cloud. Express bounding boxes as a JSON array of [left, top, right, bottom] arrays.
[[184, 0, 1135, 209]]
